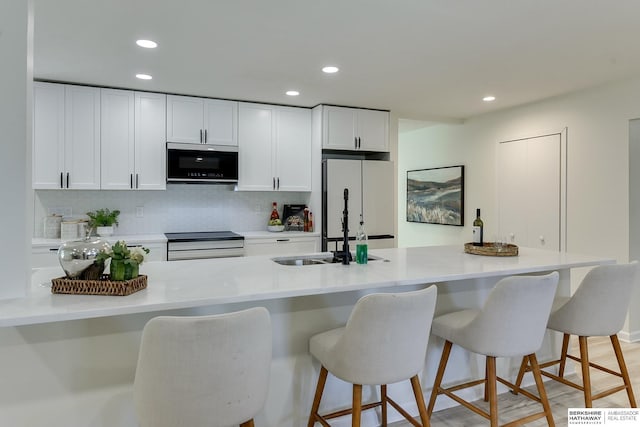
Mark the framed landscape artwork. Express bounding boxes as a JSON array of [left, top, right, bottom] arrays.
[[406, 165, 464, 226]]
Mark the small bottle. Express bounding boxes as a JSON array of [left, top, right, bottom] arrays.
[[308, 212, 313, 232], [356, 218, 368, 264], [270, 202, 280, 221], [303, 207, 309, 232], [472, 208, 484, 246]]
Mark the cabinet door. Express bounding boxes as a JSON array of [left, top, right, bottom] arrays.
[[238, 103, 275, 191], [204, 99, 237, 146], [135, 92, 166, 190], [362, 160, 394, 236], [497, 134, 561, 250], [275, 107, 311, 191], [100, 89, 135, 190], [33, 82, 65, 189], [166, 95, 204, 144], [326, 159, 362, 239], [322, 106, 357, 150], [64, 85, 101, 189], [357, 109, 389, 152]]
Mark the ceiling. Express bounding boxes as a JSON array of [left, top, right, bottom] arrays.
[[33, 0, 640, 122]]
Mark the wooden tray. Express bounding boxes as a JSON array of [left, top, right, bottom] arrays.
[[51, 275, 147, 296], [464, 242, 518, 257]]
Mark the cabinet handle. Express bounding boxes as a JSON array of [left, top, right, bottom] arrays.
[[200, 129, 203, 144], [66, 172, 70, 188], [277, 177, 280, 190], [130, 174, 133, 189], [136, 174, 139, 189], [204, 129, 208, 143], [359, 137, 362, 149], [276, 239, 290, 242], [354, 136, 358, 149], [60, 172, 63, 189], [273, 177, 275, 190]]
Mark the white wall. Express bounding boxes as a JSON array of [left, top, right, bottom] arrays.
[[398, 75, 640, 340], [0, 1, 32, 299]]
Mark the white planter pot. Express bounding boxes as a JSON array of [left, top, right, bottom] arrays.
[[96, 226, 114, 237]]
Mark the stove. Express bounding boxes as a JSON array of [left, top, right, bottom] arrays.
[[165, 231, 245, 261]]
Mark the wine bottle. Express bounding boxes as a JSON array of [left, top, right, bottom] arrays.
[[270, 202, 280, 221], [356, 218, 368, 264], [472, 208, 484, 246]]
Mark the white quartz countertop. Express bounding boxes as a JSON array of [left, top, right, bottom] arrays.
[[2, 245, 612, 327], [32, 234, 168, 247]]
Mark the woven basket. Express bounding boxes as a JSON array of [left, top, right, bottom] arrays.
[[51, 275, 147, 296], [464, 242, 518, 257]]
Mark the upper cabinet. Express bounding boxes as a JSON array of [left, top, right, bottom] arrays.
[[33, 82, 100, 189], [238, 103, 311, 192], [166, 95, 237, 146], [321, 105, 389, 152], [101, 89, 166, 190]]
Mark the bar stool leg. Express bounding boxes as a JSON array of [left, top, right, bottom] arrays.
[[427, 340, 452, 416], [381, 384, 388, 426], [512, 356, 528, 395], [557, 333, 570, 378], [486, 356, 498, 427], [578, 336, 593, 407], [529, 353, 555, 427], [352, 384, 362, 427], [410, 375, 431, 427], [610, 334, 637, 408], [307, 366, 328, 427], [484, 357, 490, 402], [240, 420, 255, 427]]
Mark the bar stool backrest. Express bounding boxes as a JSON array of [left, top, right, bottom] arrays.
[[133, 307, 272, 427], [454, 272, 559, 358], [548, 261, 638, 336], [330, 285, 437, 385]]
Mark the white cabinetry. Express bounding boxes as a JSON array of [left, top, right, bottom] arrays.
[[166, 95, 237, 146], [321, 105, 389, 152], [33, 83, 101, 189], [238, 103, 311, 191], [101, 89, 166, 190], [244, 234, 319, 256]]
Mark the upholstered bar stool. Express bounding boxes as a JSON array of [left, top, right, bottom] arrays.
[[307, 285, 438, 427], [514, 261, 638, 408], [427, 272, 559, 427], [133, 307, 272, 427]]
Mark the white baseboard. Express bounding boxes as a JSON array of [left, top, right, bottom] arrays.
[[618, 329, 640, 343]]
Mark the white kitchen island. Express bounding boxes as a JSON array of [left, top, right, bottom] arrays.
[[0, 246, 612, 427]]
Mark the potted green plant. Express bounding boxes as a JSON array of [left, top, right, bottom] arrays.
[[96, 240, 150, 281], [86, 208, 120, 237]]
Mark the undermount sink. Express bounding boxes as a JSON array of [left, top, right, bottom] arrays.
[[272, 252, 384, 266]]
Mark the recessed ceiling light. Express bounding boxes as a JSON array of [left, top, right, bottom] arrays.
[[483, 95, 496, 102], [136, 73, 153, 80], [136, 39, 157, 49], [322, 66, 339, 74], [286, 90, 300, 96]]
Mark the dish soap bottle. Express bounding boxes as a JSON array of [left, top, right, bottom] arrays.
[[356, 217, 368, 264]]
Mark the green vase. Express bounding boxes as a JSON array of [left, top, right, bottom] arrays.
[[109, 259, 139, 281]]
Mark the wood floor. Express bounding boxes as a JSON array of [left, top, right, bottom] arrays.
[[390, 336, 640, 427]]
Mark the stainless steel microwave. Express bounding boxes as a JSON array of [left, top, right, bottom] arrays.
[[167, 143, 239, 184]]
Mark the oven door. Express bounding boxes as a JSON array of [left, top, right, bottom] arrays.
[[167, 143, 238, 183]]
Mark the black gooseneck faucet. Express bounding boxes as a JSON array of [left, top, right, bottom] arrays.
[[342, 188, 350, 265]]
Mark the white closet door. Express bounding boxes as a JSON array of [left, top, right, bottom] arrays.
[[497, 134, 561, 250]]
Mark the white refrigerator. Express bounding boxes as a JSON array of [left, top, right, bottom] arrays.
[[322, 159, 395, 251]]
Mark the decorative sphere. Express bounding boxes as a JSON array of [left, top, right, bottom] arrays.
[[58, 237, 111, 279]]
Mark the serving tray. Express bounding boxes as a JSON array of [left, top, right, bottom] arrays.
[[51, 275, 147, 296], [464, 242, 518, 257]]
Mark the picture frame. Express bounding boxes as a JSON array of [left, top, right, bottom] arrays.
[[406, 165, 464, 226]]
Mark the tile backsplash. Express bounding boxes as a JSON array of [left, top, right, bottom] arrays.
[[34, 185, 312, 237]]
